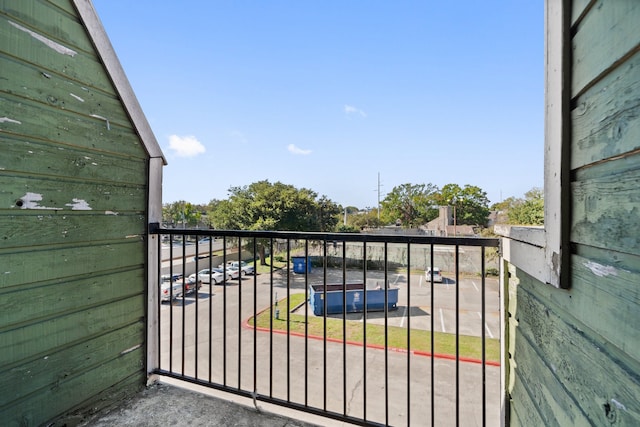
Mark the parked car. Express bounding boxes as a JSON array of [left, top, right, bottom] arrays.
[[189, 268, 225, 285], [182, 275, 202, 294], [160, 276, 183, 302], [219, 261, 255, 276], [216, 263, 240, 279], [425, 267, 443, 283], [212, 268, 235, 281]]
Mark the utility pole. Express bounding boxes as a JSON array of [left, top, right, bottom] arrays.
[[377, 173, 380, 221]]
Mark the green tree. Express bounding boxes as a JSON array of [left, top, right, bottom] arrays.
[[347, 208, 382, 230], [506, 187, 544, 225], [435, 184, 490, 226], [207, 180, 340, 264], [380, 183, 439, 227], [162, 201, 202, 227]]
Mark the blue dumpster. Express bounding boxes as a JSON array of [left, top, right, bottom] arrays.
[[308, 283, 398, 316], [292, 256, 312, 273]]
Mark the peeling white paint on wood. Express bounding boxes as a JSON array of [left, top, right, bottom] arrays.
[[120, 344, 141, 355], [0, 117, 22, 124], [90, 114, 111, 130], [65, 199, 92, 210], [19, 193, 62, 210], [583, 261, 618, 277], [70, 93, 85, 102], [8, 21, 78, 57]]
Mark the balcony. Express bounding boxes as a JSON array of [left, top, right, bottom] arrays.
[[117, 226, 500, 426]]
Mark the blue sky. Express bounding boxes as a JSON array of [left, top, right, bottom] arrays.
[[92, 1, 544, 208]]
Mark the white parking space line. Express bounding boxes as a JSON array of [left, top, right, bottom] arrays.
[[393, 275, 400, 286], [400, 306, 408, 328], [477, 312, 494, 338], [419, 275, 423, 288], [439, 308, 446, 333], [471, 281, 479, 292]]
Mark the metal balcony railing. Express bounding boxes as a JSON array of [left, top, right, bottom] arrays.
[[148, 224, 501, 426]]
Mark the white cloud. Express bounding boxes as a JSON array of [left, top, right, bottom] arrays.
[[344, 104, 367, 118], [287, 144, 312, 155], [168, 135, 206, 157]]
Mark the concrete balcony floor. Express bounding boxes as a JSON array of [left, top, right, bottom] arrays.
[[78, 378, 336, 427]]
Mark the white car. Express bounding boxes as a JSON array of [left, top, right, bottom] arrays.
[[217, 265, 240, 280], [219, 261, 255, 276], [425, 267, 443, 283], [190, 268, 226, 285]]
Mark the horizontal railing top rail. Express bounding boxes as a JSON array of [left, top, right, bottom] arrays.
[[148, 223, 500, 247]]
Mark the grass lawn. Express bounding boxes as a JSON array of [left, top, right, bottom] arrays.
[[249, 293, 500, 363]]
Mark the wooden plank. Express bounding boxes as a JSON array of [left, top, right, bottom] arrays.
[[571, 0, 595, 26], [509, 375, 548, 427], [1, 0, 93, 53], [0, 295, 145, 367], [0, 175, 146, 212], [571, 156, 640, 254], [0, 321, 144, 408], [0, 53, 132, 127], [573, 256, 640, 357], [571, 49, 640, 169], [1, 269, 145, 330], [1, 349, 145, 426], [1, 135, 147, 185], [0, 241, 144, 289], [512, 326, 592, 426], [527, 253, 640, 363], [0, 212, 146, 251], [0, 15, 111, 90], [512, 278, 640, 426], [0, 93, 147, 159], [572, 0, 640, 96], [46, 0, 78, 17]]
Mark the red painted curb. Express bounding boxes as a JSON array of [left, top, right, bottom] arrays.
[[242, 307, 501, 367]]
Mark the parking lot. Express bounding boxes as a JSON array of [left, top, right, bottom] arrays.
[[158, 265, 501, 426]]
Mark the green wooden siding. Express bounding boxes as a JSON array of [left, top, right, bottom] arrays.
[[507, 0, 640, 425], [0, 1, 150, 425]]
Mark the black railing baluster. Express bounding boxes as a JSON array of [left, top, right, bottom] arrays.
[[322, 239, 327, 412], [208, 237, 213, 384], [157, 234, 162, 373], [384, 242, 389, 427], [253, 237, 258, 399], [269, 238, 274, 399], [430, 244, 435, 427], [169, 236, 174, 373], [181, 238, 186, 376], [223, 236, 227, 387], [362, 241, 367, 424], [304, 239, 309, 408], [406, 242, 411, 427], [286, 239, 291, 403], [238, 236, 242, 390], [194, 236, 199, 379], [342, 240, 347, 418], [481, 246, 487, 427], [455, 244, 460, 427]]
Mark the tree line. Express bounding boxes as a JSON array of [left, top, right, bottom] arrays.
[[162, 180, 544, 233]]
